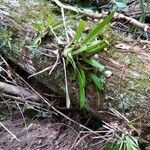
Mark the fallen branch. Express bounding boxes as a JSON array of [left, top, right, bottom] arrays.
[[52, 0, 150, 33], [0, 81, 39, 101]]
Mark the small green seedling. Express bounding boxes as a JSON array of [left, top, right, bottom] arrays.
[[0, 29, 12, 50], [32, 16, 65, 47]]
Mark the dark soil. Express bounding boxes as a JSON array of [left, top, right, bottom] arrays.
[[0, 107, 104, 150]]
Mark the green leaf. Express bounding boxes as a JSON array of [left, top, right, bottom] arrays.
[[53, 20, 70, 30], [76, 67, 86, 107], [84, 59, 105, 72], [139, 0, 146, 23], [32, 35, 42, 47], [89, 73, 104, 91], [32, 22, 42, 32], [79, 67, 86, 87], [119, 133, 125, 150], [81, 11, 115, 45], [73, 19, 86, 42], [79, 86, 85, 108], [73, 40, 102, 55], [131, 137, 140, 148], [86, 39, 109, 54], [125, 136, 140, 150], [104, 140, 120, 150], [47, 16, 54, 26], [67, 52, 77, 77]]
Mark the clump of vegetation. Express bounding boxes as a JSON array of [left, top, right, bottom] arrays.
[[30, 15, 64, 47], [0, 29, 12, 50], [103, 108, 141, 150], [62, 11, 115, 108], [105, 130, 141, 150], [0, 28, 20, 55], [30, 9, 115, 108]]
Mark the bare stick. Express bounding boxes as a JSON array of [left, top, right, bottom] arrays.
[[28, 66, 52, 78], [61, 7, 70, 43], [49, 53, 60, 75], [0, 122, 20, 141]]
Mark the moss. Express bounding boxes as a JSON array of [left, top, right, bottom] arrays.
[[127, 73, 150, 94], [106, 48, 122, 59], [14, 1, 56, 24], [128, 53, 145, 69]]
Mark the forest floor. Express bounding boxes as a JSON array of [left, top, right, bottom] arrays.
[[0, 36, 150, 150], [0, 0, 150, 150]]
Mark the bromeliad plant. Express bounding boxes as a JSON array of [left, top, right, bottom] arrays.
[[62, 11, 115, 108]]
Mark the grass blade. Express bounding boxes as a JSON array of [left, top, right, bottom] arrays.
[[139, 0, 146, 23], [32, 35, 42, 47], [79, 66, 86, 87], [81, 11, 115, 45], [84, 59, 105, 72]]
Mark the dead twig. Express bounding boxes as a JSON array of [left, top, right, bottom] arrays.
[[72, 133, 89, 149], [0, 122, 20, 141], [61, 7, 70, 43], [28, 50, 60, 77]]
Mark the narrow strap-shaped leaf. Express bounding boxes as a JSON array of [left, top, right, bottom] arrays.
[[32, 23, 42, 32], [67, 53, 77, 78], [89, 73, 104, 91], [86, 39, 109, 54], [53, 20, 70, 30], [81, 11, 115, 45], [130, 137, 140, 148], [79, 86, 85, 108], [78, 66, 86, 87], [76, 67, 86, 107], [76, 67, 86, 88], [73, 40, 101, 55], [125, 136, 135, 150], [73, 19, 86, 43], [84, 59, 105, 72]]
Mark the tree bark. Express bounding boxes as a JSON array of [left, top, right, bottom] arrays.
[[0, 0, 149, 116]]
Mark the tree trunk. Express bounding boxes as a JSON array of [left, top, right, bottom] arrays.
[[0, 0, 149, 116]]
